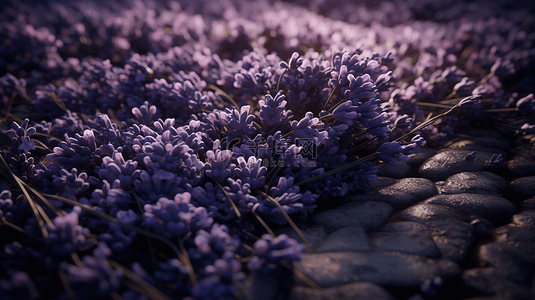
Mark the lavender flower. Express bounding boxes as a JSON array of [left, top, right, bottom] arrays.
[[247, 234, 305, 274]]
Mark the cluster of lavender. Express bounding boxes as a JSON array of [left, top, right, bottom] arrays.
[[1, 0, 534, 299]]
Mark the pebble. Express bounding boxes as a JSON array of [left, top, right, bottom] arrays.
[[375, 162, 411, 179], [369, 177, 398, 190], [424, 194, 518, 225], [509, 176, 535, 201], [462, 267, 535, 299], [398, 203, 476, 262], [419, 150, 504, 182], [512, 211, 535, 230], [521, 197, 535, 211], [492, 225, 535, 255], [445, 137, 510, 155], [435, 172, 511, 198], [276, 225, 328, 250], [288, 282, 396, 300], [476, 243, 535, 294], [314, 226, 372, 253], [370, 222, 441, 258], [342, 178, 437, 210], [294, 251, 460, 289], [407, 147, 437, 171], [310, 201, 394, 232], [504, 158, 535, 179]]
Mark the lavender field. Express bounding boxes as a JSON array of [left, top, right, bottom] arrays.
[[1, 0, 535, 299]]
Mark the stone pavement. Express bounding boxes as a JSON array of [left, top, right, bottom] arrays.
[[238, 129, 535, 300]]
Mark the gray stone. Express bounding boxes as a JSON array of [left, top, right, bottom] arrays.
[[510, 176, 535, 201], [510, 141, 535, 160], [235, 267, 294, 300], [462, 267, 535, 299], [310, 201, 394, 232], [512, 211, 535, 230], [342, 178, 437, 210], [504, 158, 535, 179], [370, 222, 441, 258], [369, 177, 397, 190], [399, 203, 476, 262], [294, 251, 460, 288], [288, 282, 396, 300], [314, 226, 372, 253], [492, 225, 535, 256], [375, 162, 411, 179], [445, 137, 510, 155], [419, 150, 504, 182], [478, 242, 535, 283], [407, 147, 438, 170], [521, 197, 535, 211], [424, 193, 517, 225], [435, 172, 511, 198], [276, 225, 328, 250]]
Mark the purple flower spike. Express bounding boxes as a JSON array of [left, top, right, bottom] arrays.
[[458, 95, 481, 107], [247, 234, 305, 274]]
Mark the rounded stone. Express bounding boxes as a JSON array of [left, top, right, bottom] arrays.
[[521, 197, 535, 211], [424, 193, 518, 225], [504, 158, 535, 179], [310, 201, 394, 232], [512, 211, 535, 230], [462, 267, 535, 299], [370, 222, 441, 258], [399, 203, 477, 263], [342, 178, 437, 210], [375, 162, 411, 179], [314, 226, 372, 253], [407, 147, 437, 171], [445, 137, 510, 155], [492, 225, 535, 253], [275, 225, 328, 250], [477, 242, 535, 284], [435, 172, 511, 198], [288, 282, 396, 300], [295, 251, 460, 289], [419, 150, 504, 182], [510, 176, 535, 201]]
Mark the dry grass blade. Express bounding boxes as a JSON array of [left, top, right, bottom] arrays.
[[215, 181, 241, 218], [1, 217, 45, 242], [58, 269, 75, 300], [207, 83, 239, 110], [108, 260, 172, 300], [250, 209, 276, 237], [0, 155, 50, 239], [257, 191, 311, 248]]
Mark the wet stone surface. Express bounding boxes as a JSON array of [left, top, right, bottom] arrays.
[[444, 137, 510, 155], [310, 201, 394, 232], [288, 282, 396, 300], [435, 171, 512, 198], [294, 251, 460, 288], [370, 221, 441, 258], [424, 193, 518, 225], [263, 130, 535, 300], [314, 226, 372, 253], [341, 177, 437, 210], [509, 176, 535, 201], [419, 150, 505, 182]]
